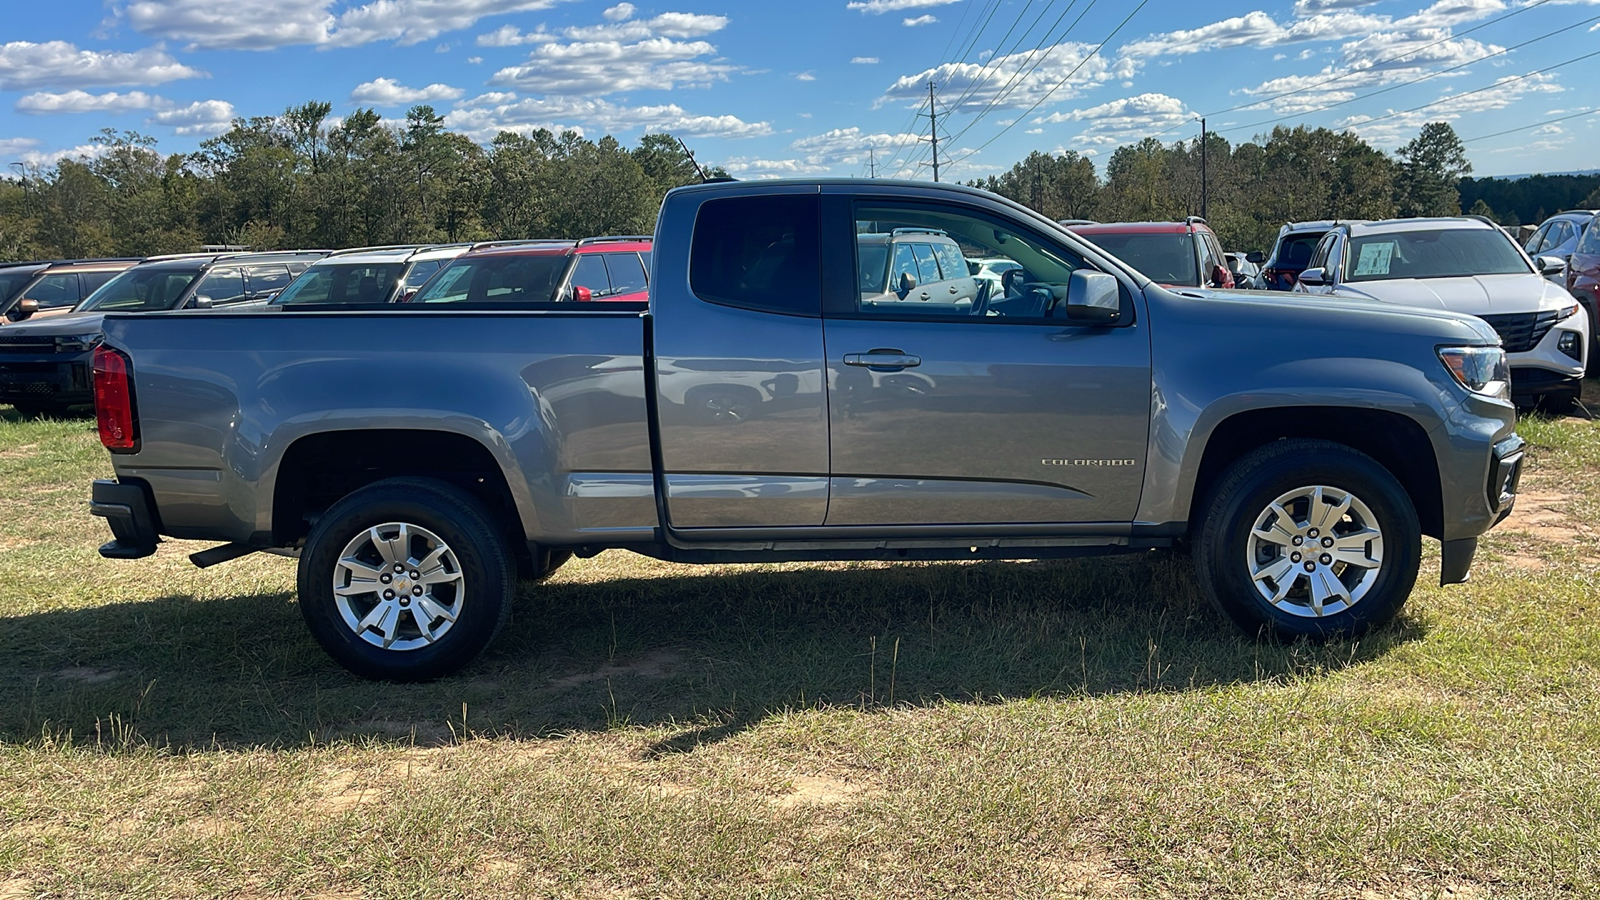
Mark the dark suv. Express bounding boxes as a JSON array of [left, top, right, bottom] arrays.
[[1259, 221, 1348, 291], [1067, 218, 1234, 289], [405, 237, 652, 305], [0, 258, 141, 325], [0, 250, 327, 414]]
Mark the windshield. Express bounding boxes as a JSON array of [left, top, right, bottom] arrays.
[[1344, 228, 1532, 282], [78, 267, 203, 312], [1273, 233, 1325, 269], [0, 271, 37, 307], [273, 262, 406, 305], [412, 255, 571, 304], [1082, 233, 1198, 286]]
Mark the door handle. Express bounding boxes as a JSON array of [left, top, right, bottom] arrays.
[[844, 350, 921, 370], [919, 291, 930, 300], [948, 285, 959, 293]]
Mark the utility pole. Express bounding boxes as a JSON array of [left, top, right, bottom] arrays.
[[868, 147, 877, 178], [1199, 116, 1208, 220], [925, 80, 941, 183]]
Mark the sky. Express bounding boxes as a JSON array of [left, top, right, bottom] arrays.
[[0, 0, 1597, 181]]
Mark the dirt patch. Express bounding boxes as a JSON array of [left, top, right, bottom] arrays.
[[312, 772, 374, 815], [0, 443, 39, 459], [549, 649, 683, 687], [773, 773, 866, 808], [1355, 884, 1485, 900], [0, 878, 34, 900], [1493, 489, 1600, 568], [55, 667, 123, 684]]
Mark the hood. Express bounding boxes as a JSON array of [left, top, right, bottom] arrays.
[[1176, 286, 1500, 344], [1336, 274, 1570, 316], [0, 311, 108, 339]]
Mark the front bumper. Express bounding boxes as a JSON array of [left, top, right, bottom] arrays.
[[1503, 307, 1588, 400], [90, 478, 160, 559], [1441, 433, 1525, 585], [0, 350, 92, 404]]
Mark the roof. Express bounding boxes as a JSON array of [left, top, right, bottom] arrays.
[[1339, 216, 1500, 237], [457, 237, 652, 260], [1279, 221, 1345, 233], [1067, 222, 1199, 235]]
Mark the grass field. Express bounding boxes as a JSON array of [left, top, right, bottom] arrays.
[[1, 389, 1598, 899]]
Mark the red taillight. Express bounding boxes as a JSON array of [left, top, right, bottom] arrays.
[[93, 345, 138, 451]]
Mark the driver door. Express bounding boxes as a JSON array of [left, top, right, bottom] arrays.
[[820, 191, 1152, 526]]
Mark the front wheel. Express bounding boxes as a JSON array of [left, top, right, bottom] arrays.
[[1194, 439, 1421, 640], [298, 477, 515, 681]]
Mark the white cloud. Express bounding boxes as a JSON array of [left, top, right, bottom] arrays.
[[852, 56, 880, 64], [0, 41, 203, 91], [15, 90, 164, 114], [467, 55, 483, 63], [603, 2, 635, 21], [118, 0, 577, 50], [491, 24, 738, 95], [788, 126, 925, 169], [477, 24, 555, 46], [795, 71, 816, 81], [562, 12, 728, 41], [1293, 0, 1382, 14], [350, 77, 465, 105], [1337, 72, 1562, 146], [150, 99, 235, 135], [12, 142, 109, 168], [459, 91, 518, 107], [847, 0, 959, 13], [0, 137, 41, 159], [1034, 92, 1193, 148], [881, 42, 1138, 113], [444, 95, 771, 141], [904, 15, 938, 26], [720, 157, 831, 178], [1122, 11, 1388, 58]]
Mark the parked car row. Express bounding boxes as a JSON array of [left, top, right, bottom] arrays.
[[0, 235, 653, 415]]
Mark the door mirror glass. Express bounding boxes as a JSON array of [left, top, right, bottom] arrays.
[[1064, 270, 1120, 324], [897, 271, 916, 298], [1210, 264, 1231, 287], [13, 298, 39, 320], [1246, 251, 1265, 265], [1297, 267, 1327, 287]]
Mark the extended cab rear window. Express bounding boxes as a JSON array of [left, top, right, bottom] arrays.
[[690, 194, 820, 316]]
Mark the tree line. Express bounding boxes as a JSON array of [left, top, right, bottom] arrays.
[[1, 103, 1594, 263]]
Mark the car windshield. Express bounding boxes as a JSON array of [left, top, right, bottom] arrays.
[[273, 262, 406, 305], [1344, 228, 1532, 282], [412, 254, 571, 304], [1082, 233, 1198, 285], [0, 270, 38, 305], [77, 266, 203, 312], [1274, 234, 1324, 268]]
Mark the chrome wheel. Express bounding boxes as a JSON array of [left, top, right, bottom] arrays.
[[1246, 485, 1384, 618], [332, 522, 465, 651]]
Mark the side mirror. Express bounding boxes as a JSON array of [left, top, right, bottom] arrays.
[[572, 285, 593, 302], [191, 295, 214, 309], [1211, 264, 1231, 288], [1536, 255, 1567, 277], [1246, 251, 1265, 265], [396, 289, 417, 303], [1063, 270, 1121, 325], [897, 272, 916, 298], [1297, 267, 1327, 287], [11, 298, 39, 321], [967, 261, 980, 276]]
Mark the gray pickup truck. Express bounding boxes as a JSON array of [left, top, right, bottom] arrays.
[[88, 179, 1524, 681]]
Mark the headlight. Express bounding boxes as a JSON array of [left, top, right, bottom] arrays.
[[1557, 303, 1580, 321], [54, 334, 101, 353], [1438, 346, 1510, 400]]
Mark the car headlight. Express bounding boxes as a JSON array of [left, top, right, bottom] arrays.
[[54, 334, 102, 353], [1438, 346, 1510, 400], [1557, 303, 1580, 321]]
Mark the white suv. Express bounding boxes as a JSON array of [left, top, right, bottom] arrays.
[[1295, 216, 1588, 410]]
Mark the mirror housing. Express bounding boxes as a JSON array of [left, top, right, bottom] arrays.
[[1063, 270, 1121, 325], [572, 285, 593, 302], [896, 272, 916, 299], [1297, 267, 1327, 287], [1246, 250, 1265, 265], [1210, 264, 1231, 288], [190, 295, 214, 309], [11, 298, 40, 321], [1536, 255, 1567, 277], [396, 289, 417, 303]]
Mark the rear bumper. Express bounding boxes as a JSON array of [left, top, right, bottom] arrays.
[[89, 478, 160, 559]]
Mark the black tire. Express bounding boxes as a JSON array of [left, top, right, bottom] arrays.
[[1194, 439, 1421, 640], [297, 477, 515, 681], [1536, 390, 1579, 417], [8, 401, 66, 418]]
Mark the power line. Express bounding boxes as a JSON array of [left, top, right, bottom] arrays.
[[1461, 104, 1600, 143], [941, 0, 1099, 148], [1212, 11, 1600, 138], [1335, 47, 1600, 135], [945, 0, 1153, 167], [886, 0, 1008, 178]]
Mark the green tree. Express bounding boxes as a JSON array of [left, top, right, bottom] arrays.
[[1396, 122, 1471, 216]]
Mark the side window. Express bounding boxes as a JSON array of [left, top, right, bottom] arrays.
[[246, 265, 291, 294], [853, 201, 1087, 320], [79, 271, 119, 298], [1195, 232, 1221, 282], [403, 259, 444, 289], [28, 273, 81, 309], [1307, 235, 1332, 271], [571, 255, 611, 296], [1525, 224, 1549, 254], [1553, 221, 1577, 249], [689, 194, 820, 316], [603, 252, 648, 295], [1579, 220, 1600, 254], [912, 243, 941, 284], [195, 267, 245, 304]]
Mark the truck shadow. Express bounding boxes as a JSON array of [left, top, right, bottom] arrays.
[[0, 554, 1426, 752]]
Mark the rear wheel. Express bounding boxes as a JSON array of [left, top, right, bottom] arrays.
[[297, 477, 515, 681], [1194, 439, 1420, 640]]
